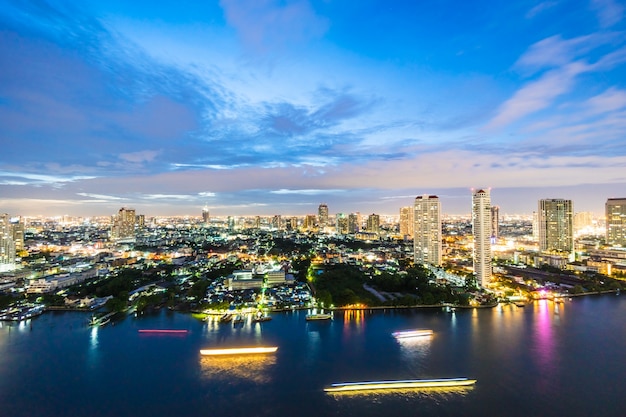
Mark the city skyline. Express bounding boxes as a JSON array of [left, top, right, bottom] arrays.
[[1, 1, 626, 217]]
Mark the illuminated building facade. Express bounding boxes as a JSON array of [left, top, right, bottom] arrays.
[[111, 207, 136, 242], [606, 198, 626, 247], [202, 206, 210, 224], [538, 199, 574, 260], [366, 214, 380, 234], [472, 189, 492, 286], [318, 203, 329, 227], [413, 195, 441, 266], [399, 206, 414, 238], [0, 213, 16, 272]]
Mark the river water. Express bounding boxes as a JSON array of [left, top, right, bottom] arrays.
[[1, 295, 625, 417]]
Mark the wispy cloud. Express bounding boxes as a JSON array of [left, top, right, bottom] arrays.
[[591, 0, 624, 27], [270, 189, 344, 195], [526, 1, 558, 18], [76, 193, 123, 201], [219, 0, 328, 54]]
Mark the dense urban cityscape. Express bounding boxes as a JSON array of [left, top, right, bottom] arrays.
[[1, 192, 625, 323]]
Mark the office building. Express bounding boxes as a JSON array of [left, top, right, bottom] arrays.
[[472, 189, 492, 286], [538, 199, 574, 260], [606, 198, 626, 247], [413, 195, 442, 266]]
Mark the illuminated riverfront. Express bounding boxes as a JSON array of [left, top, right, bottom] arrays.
[[324, 378, 477, 393]]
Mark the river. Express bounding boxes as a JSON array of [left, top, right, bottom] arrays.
[[1, 295, 625, 417]]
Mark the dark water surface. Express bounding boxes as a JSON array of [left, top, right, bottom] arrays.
[[1, 295, 625, 417]]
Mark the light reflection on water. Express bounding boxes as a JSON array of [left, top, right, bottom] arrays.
[[327, 386, 474, 404], [199, 354, 276, 383]]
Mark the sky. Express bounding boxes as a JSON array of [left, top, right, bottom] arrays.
[[1, 0, 625, 218]]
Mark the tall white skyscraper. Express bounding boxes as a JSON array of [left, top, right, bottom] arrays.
[[472, 189, 492, 286], [413, 195, 441, 266], [538, 199, 574, 260]]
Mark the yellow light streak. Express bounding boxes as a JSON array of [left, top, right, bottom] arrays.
[[324, 378, 476, 392], [199, 346, 278, 356]]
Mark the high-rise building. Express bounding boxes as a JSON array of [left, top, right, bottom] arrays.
[[413, 195, 441, 266], [491, 206, 499, 241], [271, 215, 282, 230], [472, 189, 492, 286], [111, 207, 136, 242], [0, 213, 16, 272], [366, 214, 380, 234], [336, 213, 348, 234], [9, 216, 24, 252], [202, 206, 210, 224], [348, 213, 360, 233], [606, 198, 626, 247], [318, 203, 329, 228], [304, 215, 317, 230], [538, 199, 574, 260], [399, 206, 414, 238]]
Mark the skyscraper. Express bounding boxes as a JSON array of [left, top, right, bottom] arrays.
[[336, 213, 348, 234], [367, 213, 380, 234], [202, 205, 210, 224], [399, 206, 414, 238], [0, 213, 16, 272], [472, 189, 492, 286], [318, 203, 329, 228], [348, 213, 360, 233], [111, 207, 136, 242], [413, 195, 441, 266], [538, 199, 574, 259], [606, 198, 626, 247]]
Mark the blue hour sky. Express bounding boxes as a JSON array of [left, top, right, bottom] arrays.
[[1, 0, 625, 217]]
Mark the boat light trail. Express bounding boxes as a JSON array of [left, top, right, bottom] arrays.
[[392, 329, 433, 339], [323, 377, 476, 392], [200, 347, 279, 356]]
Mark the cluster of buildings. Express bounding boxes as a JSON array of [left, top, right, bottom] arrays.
[[401, 192, 626, 287], [0, 194, 624, 297]]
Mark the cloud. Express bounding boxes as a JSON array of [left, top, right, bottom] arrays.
[[270, 189, 344, 195], [0, 170, 95, 186], [526, 1, 558, 18], [486, 62, 587, 129], [586, 87, 626, 114], [219, 0, 328, 54], [76, 193, 123, 201], [119, 150, 161, 164], [487, 33, 626, 130], [591, 0, 624, 27]]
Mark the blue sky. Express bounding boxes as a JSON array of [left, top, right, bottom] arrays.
[[1, 0, 625, 217]]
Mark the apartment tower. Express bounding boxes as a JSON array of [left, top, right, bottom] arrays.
[[606, 198, 626, 247], [538, 199, 574, 260], [472, 189, 492, 286], [413, 195, 442, 266]]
